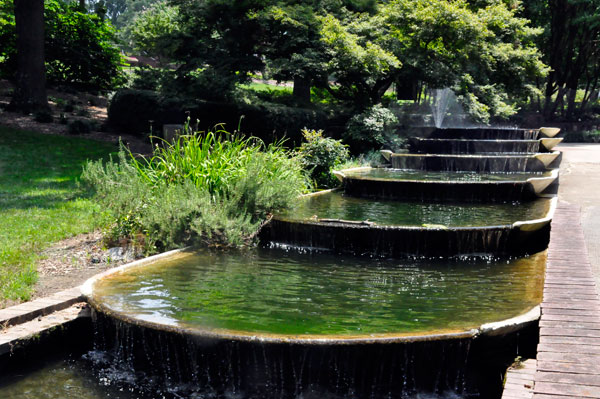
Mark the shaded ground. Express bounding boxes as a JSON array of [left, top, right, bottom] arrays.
[[556, 143, 600, 288], [33, 231, 137, 299], [0, 80, 151, 155]]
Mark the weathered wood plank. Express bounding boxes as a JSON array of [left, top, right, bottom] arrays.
[[533, 394, 593, 399], [539, 314, 600, 323], [541, 302, 600, 311], [535, 371, 600, 387], [540, 327, 600, 338], [537, 348, 600, 363], [542, 308, 600, 316], [504, 205, 600, 399], [540, 335, 600, 345], [537, 343, 600, 355], [539, 320, 600, 330], [537, 360, 600, 375], [534, 381, 600, 398]]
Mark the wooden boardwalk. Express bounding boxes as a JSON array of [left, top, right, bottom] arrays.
[[503, 203, 600, 398], [534, 203, 600, 398]]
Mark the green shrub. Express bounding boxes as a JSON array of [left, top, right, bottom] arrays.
[[344, 105, 400, 153], [34, 111, 53, 123], [108, 89, 160, 135], [297, 128, 349, 188], [67, 119, 93, 134], [81, 124, 308, 251], [129, 66, 178, 92], [63, 101, 75, 113], [75, 107, 90, 117]]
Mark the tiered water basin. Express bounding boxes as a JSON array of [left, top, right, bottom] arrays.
[[82, 125, 562, 398], [335, 167, 558, 201], [261, 190, 555, 257], [82, 247, 546, 398], [408, 137, 562, 154]]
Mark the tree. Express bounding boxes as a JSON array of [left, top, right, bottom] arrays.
[[10, 0, 49, 113], [380, 0, 547, 121], [257, 3, 328, 103], [127, 0, 180, 65], [157, 0, 544, 121], [0, 0, 124, 92], [318, 12, 401, 107], [524, 0, 600, 119], [168, 0, 266, 98]]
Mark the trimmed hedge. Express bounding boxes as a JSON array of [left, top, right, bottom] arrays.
[[108, 89, 330, 145]]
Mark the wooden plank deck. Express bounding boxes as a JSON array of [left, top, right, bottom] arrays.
[[534, 204, 600, 398], [502, 203, 600, 399], [502, 359, 536, 399]]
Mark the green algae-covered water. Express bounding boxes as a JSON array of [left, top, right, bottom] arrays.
[[92, 249, 545, 337], [275, 191, 550, 227], [342, 168, 551, 182]]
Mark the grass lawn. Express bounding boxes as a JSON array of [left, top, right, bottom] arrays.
[[239, 82, 293, 93], [0, 127, 116, 304]]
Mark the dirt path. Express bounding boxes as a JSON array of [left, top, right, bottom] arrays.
[[33, 231, 138, 299]]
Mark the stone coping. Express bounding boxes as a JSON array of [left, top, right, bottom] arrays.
[[0, 287, 83, 328]]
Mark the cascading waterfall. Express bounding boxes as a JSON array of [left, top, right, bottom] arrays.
[[408, 139, 542, 154], [89, 311, 478, 399], [390, 154, 546, 173]]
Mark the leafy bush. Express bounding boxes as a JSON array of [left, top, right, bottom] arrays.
[[129, 66, 177, 92], [127, 0, 180, 63], [81, 123, 308, 251], [67, 119, 93, 135], [108, 89, 160, 135], [297, 128, 349, 188], [34, 111, 53, 123], [344, 105, 400, 152]]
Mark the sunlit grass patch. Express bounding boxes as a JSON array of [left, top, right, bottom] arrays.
[[0, 127, 116, 303]]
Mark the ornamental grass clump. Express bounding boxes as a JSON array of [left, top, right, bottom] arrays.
[[81, 122, 308, 252]]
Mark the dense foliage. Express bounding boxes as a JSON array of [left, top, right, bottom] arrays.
[[81, 123, 308, 251], [297, 128, 349, 188], [108, 88, 329, 144], [152, 0, 546, 122], [125, 0, 180, 63], [0, 0, 123, 91], [344, 104, 399, 151]]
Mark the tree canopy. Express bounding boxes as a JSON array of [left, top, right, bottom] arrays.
[[146, 0, 546, 121]]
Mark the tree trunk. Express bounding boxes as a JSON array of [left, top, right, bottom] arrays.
[[10, 0, 49, 113], [293, 76, 311, 104]]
